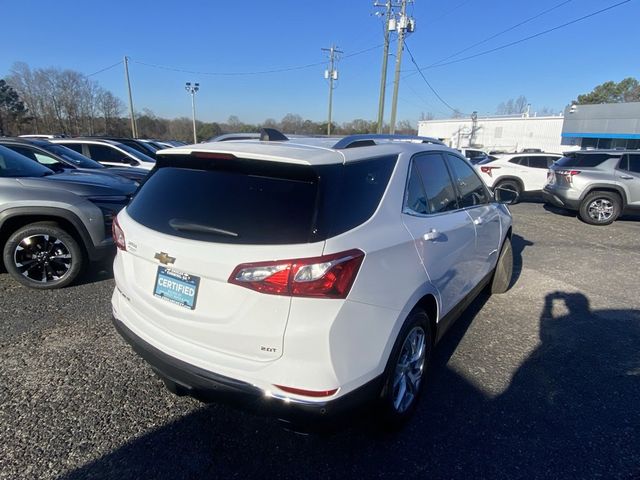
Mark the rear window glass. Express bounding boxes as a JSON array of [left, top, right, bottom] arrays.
[[555, 153, 615, 168], [127, 155, 397, 244]]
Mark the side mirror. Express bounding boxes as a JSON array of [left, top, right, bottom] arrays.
[[494, 186, 519, 205], [125, 157, 139, 166]]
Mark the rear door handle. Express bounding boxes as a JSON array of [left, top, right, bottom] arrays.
[[423, 229, 440, 241]]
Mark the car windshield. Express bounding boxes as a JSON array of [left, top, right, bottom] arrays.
[[0, 145, 54, 177], [42, 144, 104, 168], [116, 143, 156, 163]]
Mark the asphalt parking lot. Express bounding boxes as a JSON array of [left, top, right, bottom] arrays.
[[1, 202, 639, 480]]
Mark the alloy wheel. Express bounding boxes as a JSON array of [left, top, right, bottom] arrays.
[[13, 234, 73, 283], [392, 326, 427, 413], [587, 199, 614, 223]]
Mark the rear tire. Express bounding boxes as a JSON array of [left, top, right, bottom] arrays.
[[494, 180, 522, 204], [491, 236, 513, 294], [578, 191, 621, 226], [378, 309, 432, 430], [3, 222, 84, 289]]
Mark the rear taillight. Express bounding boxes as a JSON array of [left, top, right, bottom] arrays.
[[229, 249, 365, 299], [557, 169, 581, 184], [112, 216, 126, 251], [480, 166, 500, 177]]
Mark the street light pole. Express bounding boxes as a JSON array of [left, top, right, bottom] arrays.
[[185, 82, 200, 143]]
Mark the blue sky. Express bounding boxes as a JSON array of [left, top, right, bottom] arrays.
[[1, 0, 638, 125]]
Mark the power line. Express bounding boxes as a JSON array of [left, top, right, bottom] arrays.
[[407, 0, 632, 72], [423, 0, 473, 26], [428, 0, 573, 68], [404, 42, 463, 114], [130, 44, 383, 77], [86, 60, 123, 77]]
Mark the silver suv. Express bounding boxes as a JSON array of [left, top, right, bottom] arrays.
[[0, 145, 137, 288], [543, 150, 640, 225]]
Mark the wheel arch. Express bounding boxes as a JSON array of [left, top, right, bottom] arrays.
[[0, 208, 92, 266], [493, 175, 525, 191], [413, 293, 438, 343], [580, 185, 627, 207]]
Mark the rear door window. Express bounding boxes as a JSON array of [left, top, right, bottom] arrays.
[[528, 156, 549, 169], [60, 143, 84, 154], [629, 154, 640, 173], [509, 156, 528, 166], [88, 144, 128, 163], [412, 152, 458, 214], [445, 153, 490, 207], [404, 162, 429, 215]]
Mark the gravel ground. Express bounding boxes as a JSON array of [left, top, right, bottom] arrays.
[[0, 202, 639, 479]]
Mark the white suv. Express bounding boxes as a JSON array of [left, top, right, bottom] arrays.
[[111, 131, 515, 427], [476, 153, 561, 197]]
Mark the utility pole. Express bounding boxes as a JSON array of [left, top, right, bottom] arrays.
[[388, 0, 415, 134], [123, 56, 138, 138], [374, 1, 397, 134], [322, 45, 342, 135], [470, 111, 478, 146], [185, 82, 200, 143]]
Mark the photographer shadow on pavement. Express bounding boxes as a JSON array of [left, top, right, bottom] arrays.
[[62, 291, 640, 480]]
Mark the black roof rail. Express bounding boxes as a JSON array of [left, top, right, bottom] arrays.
[[259, 128, 289, 142], [332, 134, 445, 149]]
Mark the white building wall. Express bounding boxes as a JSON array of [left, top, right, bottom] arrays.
[[418, 116, 566, 153]]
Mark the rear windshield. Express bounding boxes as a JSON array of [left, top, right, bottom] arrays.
[[126, 155, 397, 244], [555, 153, 616, 168]]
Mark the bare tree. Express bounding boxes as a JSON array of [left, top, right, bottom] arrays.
[[496, 95, 528, 115], [8, 62, 123, 136], [514, 95, 528, 114]]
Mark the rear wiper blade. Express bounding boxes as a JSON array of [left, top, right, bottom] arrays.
[[169, 219, 239, 237]]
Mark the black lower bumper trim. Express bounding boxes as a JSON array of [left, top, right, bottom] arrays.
[[112, 317, 383, 426], [542, 190, 579, 210]]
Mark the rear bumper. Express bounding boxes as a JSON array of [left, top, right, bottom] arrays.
[[112, 316, 383, 427], [542, 187, 580, 210], [88, 239, 115, 262]]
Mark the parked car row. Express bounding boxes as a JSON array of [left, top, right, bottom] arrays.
[[0, 135, 189, 288], [0, 144, 137, 288]]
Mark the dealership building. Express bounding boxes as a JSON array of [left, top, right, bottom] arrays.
[[417, 102, 640, 153]]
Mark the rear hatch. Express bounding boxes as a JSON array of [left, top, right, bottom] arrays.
[[118, 154, 328, 362], [547, 152, 617, 187], [116, 151, 397, 362]]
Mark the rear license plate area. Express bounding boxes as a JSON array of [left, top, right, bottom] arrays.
[[154, 266, 200, 310]]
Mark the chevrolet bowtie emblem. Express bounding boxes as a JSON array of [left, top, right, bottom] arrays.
[[154, 252, 176, 265]]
